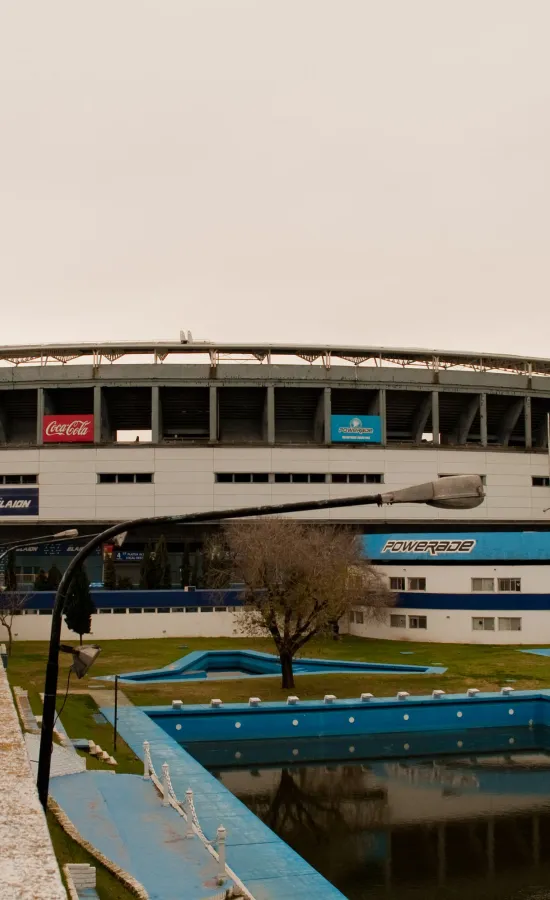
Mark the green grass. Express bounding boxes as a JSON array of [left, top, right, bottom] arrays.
[[7, 634, 550, 899]]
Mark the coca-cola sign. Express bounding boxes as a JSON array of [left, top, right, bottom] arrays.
[[43, 414, 94, 443]]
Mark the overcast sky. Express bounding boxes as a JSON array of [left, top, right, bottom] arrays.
[[1, 1, 549, 356]]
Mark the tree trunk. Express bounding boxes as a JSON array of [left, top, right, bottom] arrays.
[[5, 621, 13, 657], [330, 619, 340, 641], [280, 650, 295, 689]]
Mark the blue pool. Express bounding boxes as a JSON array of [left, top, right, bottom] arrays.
[[102, 649, 446, 683]]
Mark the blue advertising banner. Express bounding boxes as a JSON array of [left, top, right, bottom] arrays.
[[331, 415, 381, 443], [363, 532, 550, 562], [0, 487, 39, 516]]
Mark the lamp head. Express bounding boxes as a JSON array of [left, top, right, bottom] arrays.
[[380, 475, 485, 509], [54, 529, 79, 539]]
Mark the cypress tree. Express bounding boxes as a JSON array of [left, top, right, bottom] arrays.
[[47, 565, 62, 589], [103, 554, 117, 590], [139, 542, 160, 589], [4, 550, 17, 592], [180, 544, 191, 588], [64, 565, 96, 645], [155, 535, 171, 589], [34, 569, 50, 591]]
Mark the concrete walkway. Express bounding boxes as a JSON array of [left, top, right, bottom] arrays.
[[50, 770, 233, 900]]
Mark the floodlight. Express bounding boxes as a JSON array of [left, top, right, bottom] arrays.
[[379, 475, 484, 510], [54, 529, 79, 538], [59, 643, 102, 679]]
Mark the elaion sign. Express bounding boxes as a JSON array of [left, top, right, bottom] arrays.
[[43, 415, 94, 443]]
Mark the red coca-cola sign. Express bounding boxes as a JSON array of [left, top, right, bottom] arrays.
[[43, 415, 94, 443]]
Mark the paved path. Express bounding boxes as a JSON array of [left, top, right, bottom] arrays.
[[25, 733, 86, 778], [50, 770, 230, 900]]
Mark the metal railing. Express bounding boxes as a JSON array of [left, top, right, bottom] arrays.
[[143, 741, 254, 900]]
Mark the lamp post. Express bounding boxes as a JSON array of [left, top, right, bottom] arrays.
[[0, 530, 80, 588], [36, 475, 484, 808]]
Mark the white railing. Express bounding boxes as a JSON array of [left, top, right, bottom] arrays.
[[143, 741, 254, 900]]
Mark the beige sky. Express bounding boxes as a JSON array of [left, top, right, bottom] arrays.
[[1, 1, 549, 356]]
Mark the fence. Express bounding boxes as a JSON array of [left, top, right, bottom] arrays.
[[142, 741, 254, 900]]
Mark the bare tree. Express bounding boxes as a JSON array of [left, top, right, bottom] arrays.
[[0, 590, 30, 657], [207, 519, 394, 689]]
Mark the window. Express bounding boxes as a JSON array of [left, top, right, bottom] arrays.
[[171, 607, 185, 613], [407, 578, 426, 592], [409, 616, 427, 629], [349, 611, 355, 623], [98, 473, 153, 484], [390, 577, 405, 591], [498, 578, 521, 592], [215, 473, 270, 483], [309, 473, 326, 484], [274, 473, 325, 484], [390, 614, 407, 628], [0, 474, 38, 484], [15, 566, 41, 586], [38, 609, 52, 615], [532, 476, 550, 487], [331, 473, 383, 484], [355, 611, 364, 625], [201, 607, 214, 613], [98, 608, 112, 614], [157, 607, 170, 613], [472, 617, 495, 631], [214, 606, 228, 612], [498, 617, 522, 631], [185, 606, 199, 613], [143, 608, 156, 613], [129, 608, 142, 614], [471, 578, 495, 592], [113, 607, 127, 614]]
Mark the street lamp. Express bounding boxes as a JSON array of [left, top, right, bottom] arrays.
[[0, 530, 80, 588], [36, 474, 484, 808]]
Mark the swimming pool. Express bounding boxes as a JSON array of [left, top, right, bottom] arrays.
[[102, 648, 446, 684]]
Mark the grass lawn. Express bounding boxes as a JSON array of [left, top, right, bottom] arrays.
[[7, 634, 550, 900]]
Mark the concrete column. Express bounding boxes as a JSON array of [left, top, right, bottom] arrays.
[[524, 396, 532, 450], [93, 386, 102, 444], [151, 386, 161, 444], [479, 393, 488, 447], [432, 391, 440, 445], [266, 385, 275, 445], [378, 389, 387, 445], [209, 385, 218, 443], [323, 387, 331, 445], [36, 388, 44, 446]]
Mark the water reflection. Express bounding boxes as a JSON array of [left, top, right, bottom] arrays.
[[200, 740, 550, 899]]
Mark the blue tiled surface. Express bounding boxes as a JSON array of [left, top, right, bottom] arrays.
[[50, 770, 229, 900], [100, 648, 444, 684], [521, 648, 550, 657], [101, 706, 347, 900]]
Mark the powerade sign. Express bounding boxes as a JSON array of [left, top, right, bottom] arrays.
[[0, 488, 39, 516], [331, 415, 381, 443], [363, 532, 550, 562]]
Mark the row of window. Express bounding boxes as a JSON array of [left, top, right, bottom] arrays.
[[215, 472, 384, 484], [24, 606, 230, 615], [388, 577, 522, 593], [0, 474, 37, 484], [472, 616, 522, 631]]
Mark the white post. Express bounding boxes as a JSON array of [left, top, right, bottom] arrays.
[[184, 789, 194, 838], [216, 825, 227, 885], [143, 741, 150, 780], [162, 762, 170, 806]]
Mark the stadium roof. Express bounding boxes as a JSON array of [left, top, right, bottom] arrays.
[[0, 341, 548, 376]]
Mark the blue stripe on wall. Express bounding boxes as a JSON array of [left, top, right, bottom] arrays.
[[363, 532, 550, 562], [395, 592, 550, 611], [24, 589, 244, 610]]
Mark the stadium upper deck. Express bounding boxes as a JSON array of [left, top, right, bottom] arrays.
[[0, 340, 549, 448]]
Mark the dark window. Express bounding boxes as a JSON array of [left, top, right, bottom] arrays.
[[275, 473, 292, 483], [185, 607, 199, 613], [291, 473, 308, 483], [5, 475, 21, 484], [21, 474, 38, 484], [216, 473, 233, 483], [348, 474, 364, 484], [533, 477, 550, 487], [330, 473, 383, 484], [135, 472, 153, 483], [309, 473, 326, 484], [98, 473, 153, 484], [365, 474, 383, 484], [214, 606, 228, 612], [143, 608, 156, 613], [332, 473, 347, 484], [200, 607, 214, 612], [157, 607, 170, 613], [113, 607, 127, 614], [117, 473, 134, 483], [390, 577, 405, 591], [234, 473, 252, 483], [409, 615, 427, 629], [252, 473, 269, 483], [129, 608, 142, 614], [408, 577, 426, 591], [98, 473, 116, 484], [391, 614, 407, 628], [0, 474, 38, 484]]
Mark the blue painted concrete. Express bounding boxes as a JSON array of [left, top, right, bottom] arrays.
[[521, 648, 550, 657], [144, 691, 542, 744], [50, 770, 232, 900], [102, 648, 445, 684], [395, 592, 550, 610], [101, 705, 347, 900], [24, 588, 243, 610]]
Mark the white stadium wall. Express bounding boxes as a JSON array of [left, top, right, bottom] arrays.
[[349, 608, 546, 645], [1, 445, 550, 523]]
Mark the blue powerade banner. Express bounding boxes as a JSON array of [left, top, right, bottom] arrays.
[[0, 488, 39, 516], [331, 415, 381, 443], [363, 532, 550, 562]]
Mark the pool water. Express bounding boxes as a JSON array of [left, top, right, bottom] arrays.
[[187, 732, 550, 900]]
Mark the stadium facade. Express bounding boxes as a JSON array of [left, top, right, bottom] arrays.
[[1, 339, 550, 644]]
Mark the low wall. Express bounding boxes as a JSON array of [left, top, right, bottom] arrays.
[[1, 609, 242, 642], [0, 657, 66, 899], [145, 691, 544, 744], [353, 606, 549, 644]]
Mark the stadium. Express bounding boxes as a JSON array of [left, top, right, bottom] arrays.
[[1, 338, 550, 645]]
